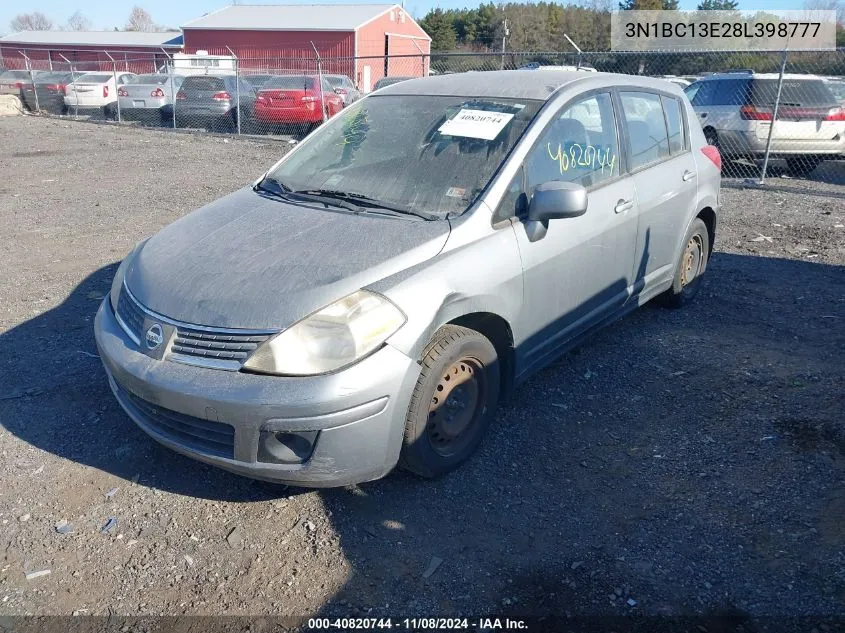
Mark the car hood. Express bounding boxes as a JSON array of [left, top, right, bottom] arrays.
[[124, 187, 451, 329]]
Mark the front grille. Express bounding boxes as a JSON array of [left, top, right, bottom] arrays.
[[116, 289, 145, 342], [120, 385, 235, 459], [171, 328, 271, 362]]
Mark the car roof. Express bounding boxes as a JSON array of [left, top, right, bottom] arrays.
[[375, 69, 682, 101], [698, 72, 824, 81]]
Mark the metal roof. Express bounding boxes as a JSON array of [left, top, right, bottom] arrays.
[[0, 31, 183, 47], [182, 4, 401, 31], [375, 69, 685, 101]]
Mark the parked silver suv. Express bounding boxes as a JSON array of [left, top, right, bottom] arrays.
[[95, 70, 721, 487], [684, 71, 845, 176]]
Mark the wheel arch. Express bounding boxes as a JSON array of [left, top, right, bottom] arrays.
[[447, 312, 516, 402]]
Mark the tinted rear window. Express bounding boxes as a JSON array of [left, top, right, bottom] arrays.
[[262, 76, 312, 90], [750, 79, 836, 107], [2, 70, 32, 79], [77, 74, 112, 83], [130, 74, 174, 84], [183, 76, 226, 91]]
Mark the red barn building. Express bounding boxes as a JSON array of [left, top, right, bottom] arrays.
[[181, 4, 430, 91], [0, 31, 183, 73]]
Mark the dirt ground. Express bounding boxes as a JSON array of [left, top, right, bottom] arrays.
[[0, 116, 843, 628]]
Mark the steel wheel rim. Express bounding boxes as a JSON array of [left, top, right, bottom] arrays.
[[427, 357, 484, 457], [681, 234, 703, 287]]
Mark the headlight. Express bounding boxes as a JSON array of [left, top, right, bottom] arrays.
[[110, 240, 147, 311], [242, 290, 406, 376]]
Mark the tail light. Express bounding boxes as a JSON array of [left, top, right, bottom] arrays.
[[118, 87, 128, 97], [701, 145, 722, 172], [335, 88, 348, 95], [176, 90, 186, 100], [151, 87, 165, 98], [13, 81, 24, 89], [211, 91, 231, 101], [739, 105, 772, 121], [103, 85, 109, 98], [824, 107, 845, 121], [59, 84, 67, 95]]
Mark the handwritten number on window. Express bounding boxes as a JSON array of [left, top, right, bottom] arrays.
[[546, 142, 616, 176]]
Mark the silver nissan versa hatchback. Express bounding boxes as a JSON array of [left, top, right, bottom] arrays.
[[95, 70, 721, 487]]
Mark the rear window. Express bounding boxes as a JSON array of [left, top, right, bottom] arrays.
[[325, 76, 346, 87], [183, 76, 226, 91], [750, 79, 836, 107], [76, 74, 112, 83], [129, 74, 173, 85], [2, 70, 32, 79], [262, 75, 312, 90]]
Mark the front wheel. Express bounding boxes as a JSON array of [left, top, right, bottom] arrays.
[[657, 218, 710, 309], [399, 325, 500, 479]]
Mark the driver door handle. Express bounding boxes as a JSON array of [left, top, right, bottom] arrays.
[[614, 198, 634, 214], [683, 170, 696, 182]]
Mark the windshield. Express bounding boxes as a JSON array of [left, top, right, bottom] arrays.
[[129, 74, 174, 85], [262, 75, 313, 90], [750, 79, 837, 107], [267, 95, 542, 217], [76, 73, 112, 83]]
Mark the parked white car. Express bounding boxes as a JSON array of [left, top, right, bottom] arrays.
[[64, 71, 136, 119]]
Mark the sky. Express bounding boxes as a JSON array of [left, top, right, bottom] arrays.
[[1, 0, 808, 34]]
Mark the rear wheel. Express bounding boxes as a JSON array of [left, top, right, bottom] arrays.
[[399, 325, 500, 479], [658, 218, 710, 309], [786, 156, 822, 177]]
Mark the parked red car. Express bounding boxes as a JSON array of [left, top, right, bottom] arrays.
[[254, 74, 344, 132]]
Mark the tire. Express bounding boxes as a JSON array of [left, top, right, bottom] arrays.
[[786, 156, 822, 177], [399, 325, 500, 479], [658, 218, 710, 309]]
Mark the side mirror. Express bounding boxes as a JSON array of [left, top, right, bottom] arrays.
[[528, 181, 588, 223]]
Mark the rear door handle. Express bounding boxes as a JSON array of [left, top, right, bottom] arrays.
[[682, 170, 696, 182], [614, 198, 634, 214]]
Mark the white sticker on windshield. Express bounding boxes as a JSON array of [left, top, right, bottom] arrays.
[[438, 109, 515, 141]]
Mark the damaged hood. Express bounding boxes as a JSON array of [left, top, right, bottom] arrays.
[[124, 187, 451, 329]]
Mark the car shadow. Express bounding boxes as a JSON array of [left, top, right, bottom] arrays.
[[0, 262, 289, 503], [310, 251, 845, 624]]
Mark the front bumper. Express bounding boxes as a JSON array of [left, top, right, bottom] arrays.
[[94, 298, 421, 487]]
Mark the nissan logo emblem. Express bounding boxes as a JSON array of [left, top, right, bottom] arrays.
[[145, 324, 164, 350]]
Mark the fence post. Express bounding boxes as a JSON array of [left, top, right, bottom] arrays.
[[226, 46, 241, 135], [310, 41, 327, 124], [758, 49, 788, 185], [161, 47, 176, 129], [20, 52, 40, 112], [104, 51, 122, 123], [57, 53, 77, 118]]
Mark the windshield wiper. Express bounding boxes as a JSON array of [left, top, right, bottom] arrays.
[[254, 175, 291, 198], [294, 189, 438, 221]]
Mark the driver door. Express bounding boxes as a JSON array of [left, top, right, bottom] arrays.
[[507, 91, 640, 377]]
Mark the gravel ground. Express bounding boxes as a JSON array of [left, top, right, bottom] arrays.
[[0, 116, 843, 627]]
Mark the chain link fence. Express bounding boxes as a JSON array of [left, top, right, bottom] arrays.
[[3, 47, 843, 184]]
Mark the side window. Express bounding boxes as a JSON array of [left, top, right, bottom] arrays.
[[712, 78, 750, 106], [322, 77, 334, 92], [661, 96, 685, 154], [525, 92, 620, 191], [493, 170, 526, 223], [620, 91, 670, 170], [689, 81, 715, 107], [684, 82, 700, 104]]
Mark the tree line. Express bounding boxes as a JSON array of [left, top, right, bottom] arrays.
[[419, 0, 843, 53], [9, 6, 167, 33]]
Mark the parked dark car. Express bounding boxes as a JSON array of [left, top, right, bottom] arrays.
[[0, 69, 43, 96], [20, 72, 75, 114], [243, 74, 277, 90], [372, 76, 415, 91], [175, 75, 257, 132]]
